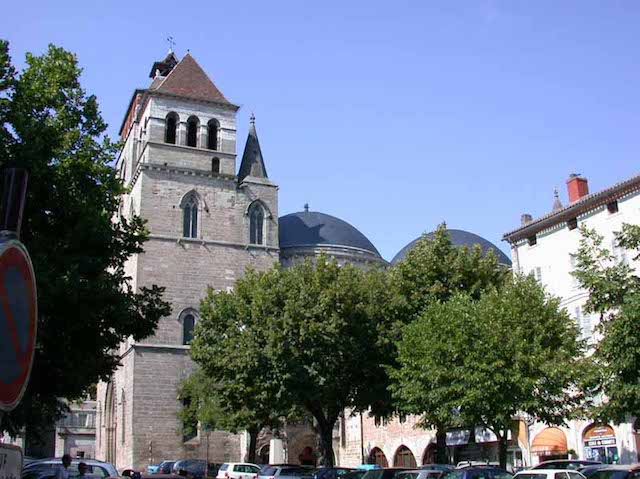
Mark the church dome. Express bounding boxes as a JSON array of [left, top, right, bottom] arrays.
[[391, 229, 511, 266], [279, 211, 381, 257]]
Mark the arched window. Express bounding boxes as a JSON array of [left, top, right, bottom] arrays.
[[207, 119, 219, 150], [249, 203, 264, 245], [212, 158, 220, 174], [393, 445, 416, 468], [183, 313, 195, 345], [182, 193, 198, 238], [187, 116, 199, 147], [165, 112, 178, 144], [180, 308, 198, 345]]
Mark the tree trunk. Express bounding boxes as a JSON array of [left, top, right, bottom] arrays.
[[436, 426, 448, 464], [247, 429, 258, 464], [497, 432, 508, 471], [317, 420, 336, 467]]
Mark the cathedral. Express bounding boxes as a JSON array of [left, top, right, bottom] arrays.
[[95, 51, 510, 471]]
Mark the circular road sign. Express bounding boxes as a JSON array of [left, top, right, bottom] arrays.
[[0, 239, 37, 412]]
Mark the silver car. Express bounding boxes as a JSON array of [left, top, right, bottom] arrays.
[[258, 465, 315, 479], [23, 458, 118, 478]]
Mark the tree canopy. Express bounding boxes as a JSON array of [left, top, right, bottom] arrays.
[[391, 275, 585, 469], [390, 224, 508, 321], [191, 258, 391, 466], [386, 224, 509, 462], [573, 224, 640, 422], [0, 41, 170, 435]]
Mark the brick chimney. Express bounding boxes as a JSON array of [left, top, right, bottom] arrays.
[[566, 173, 589, 203]]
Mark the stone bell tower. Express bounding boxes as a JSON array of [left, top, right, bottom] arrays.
[[96, 50, 279, 470]]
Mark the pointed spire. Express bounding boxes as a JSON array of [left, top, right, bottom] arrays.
[[552, 188, 563, 211], [238, 114, 268, 183]]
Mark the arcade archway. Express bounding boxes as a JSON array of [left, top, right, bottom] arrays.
[[368, 447, 389, 467], [394, 445, 417, 468]]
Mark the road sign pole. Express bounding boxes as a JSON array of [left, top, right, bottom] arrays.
[[0, 168, 29, 240]]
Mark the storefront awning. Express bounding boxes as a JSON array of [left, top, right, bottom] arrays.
[[531, 427, 567, 455]]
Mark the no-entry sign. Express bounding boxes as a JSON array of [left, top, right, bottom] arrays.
[[0, 240, 37, 412]]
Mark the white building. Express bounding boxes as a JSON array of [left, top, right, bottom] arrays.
[[503, 172, 640, 465]]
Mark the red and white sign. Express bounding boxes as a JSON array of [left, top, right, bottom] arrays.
[[0, 240, 37, 412]]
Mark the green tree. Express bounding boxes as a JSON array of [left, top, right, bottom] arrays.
[[178, 368, 283, 463], [0, 41, 170, 435], [190, 267, 295, 463], [573, 224, 640, 421], [191, 258, 392, 466], [388, 224, 509, 463], [391, 276, 585, 469]]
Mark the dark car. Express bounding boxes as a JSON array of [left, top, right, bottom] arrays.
[[533, 463, 601, 471], [441, 466, 512, 479], [420, 467, 454, 473], [341, 472, 367, 479], [585, 465, 640, 479], [314, 468, 355, 479], [159, 462, 178, 474], [578, 467, 607, 479], [361, 468, 411, 479], [172, 460, 220, 478]]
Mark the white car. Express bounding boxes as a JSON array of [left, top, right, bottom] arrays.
[[217, 463, 261, 479], [514, 469, 587, 479]]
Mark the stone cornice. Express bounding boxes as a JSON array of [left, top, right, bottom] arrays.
[[148, 233, 280, 253]]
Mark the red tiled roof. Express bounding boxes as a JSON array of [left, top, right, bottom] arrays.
[[155, 53, 229, 103], [502, 172, 640, 243]]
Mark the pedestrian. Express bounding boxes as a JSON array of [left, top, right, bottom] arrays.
[[77, 463, 89, 479], [55, 455, 72, 479]]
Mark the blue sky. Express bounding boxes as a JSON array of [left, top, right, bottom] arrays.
[[4, 1, 639, 261]]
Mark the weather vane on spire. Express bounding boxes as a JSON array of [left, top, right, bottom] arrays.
[[167, 36, 176, 53]]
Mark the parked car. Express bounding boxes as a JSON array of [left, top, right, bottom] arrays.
[[217, 464, 261, 479], [258, 465, 315, 479], [513, 469, 587, 479], [533, 463, 601, 472], [23, 471, 104, 479], [172, 460, 221, 478], [148, 465, 162, 474], [441, 466, 512, 479], [158, 462, 177, 474], [584, 465, 640, 479], [22, 458, 118, 478], [342, 471, 367, 479], [313, 468, 355, 479], [361, 468, 411, 479], [577, 467, 606, 478], [396, 469, 446, 479], [420, 467, 454, 474]]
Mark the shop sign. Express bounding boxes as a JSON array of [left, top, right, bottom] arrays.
[[446, 429, 471, 446], [585, 438, 616, 447], [474, 426, 513, 443]]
